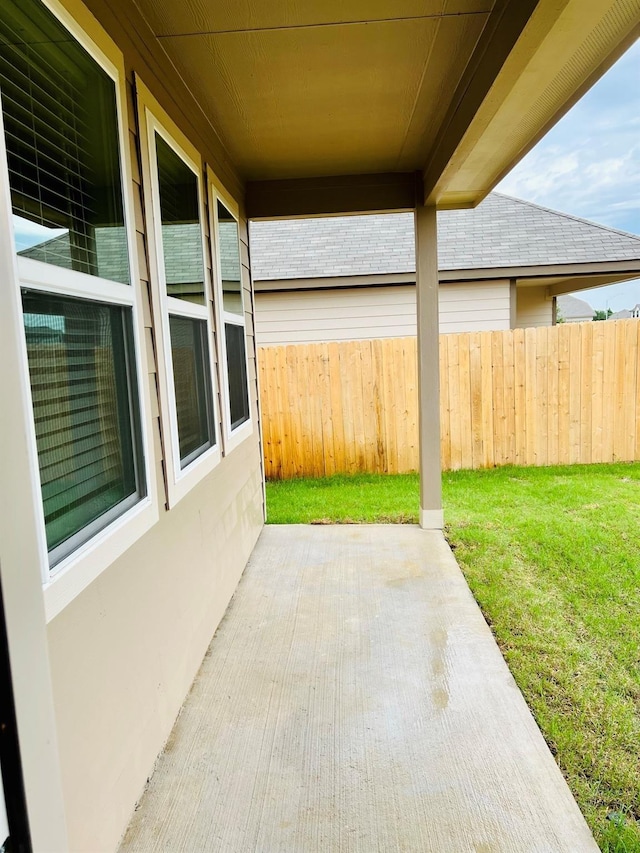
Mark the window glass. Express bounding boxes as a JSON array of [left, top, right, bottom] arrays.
[[224, 322, 250, 430], [0, 0, 130, 284], [169, 316, 214, 466], [217, 200, 243, 316], [156, 134, 205, 305], [22, 291, 144, 566]]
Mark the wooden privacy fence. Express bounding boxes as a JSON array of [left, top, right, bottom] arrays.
[[258, 320, 640, 479]]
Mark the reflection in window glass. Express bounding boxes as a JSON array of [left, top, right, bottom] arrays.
[[225, 323, 250, 430], [217, 201, 243, 316], [0, 0, 130, 283], [169, 316, 214, 466], [22, 291, 144, 566], [156, 134, 205, 305]]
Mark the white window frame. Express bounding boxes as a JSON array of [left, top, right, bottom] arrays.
[[137, 78, 221, 506], [0, 0, 158, 622], [208, 170, 254, 454]]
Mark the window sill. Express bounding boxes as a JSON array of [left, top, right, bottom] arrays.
[[224, 417, 254, 456], [43, 496, 158, 622], [165, 441, 222, 508]]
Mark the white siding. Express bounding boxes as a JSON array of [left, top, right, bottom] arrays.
[[255, 280, 512, 345], [516, 285, 553, 327]]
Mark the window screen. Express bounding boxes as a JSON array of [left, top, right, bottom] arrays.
[[169, 316, 215, 466], [225, 322, 250, 430], [156, 134, 205, 305], [0, 0, 130, 284], [22, 291, 144, 565]]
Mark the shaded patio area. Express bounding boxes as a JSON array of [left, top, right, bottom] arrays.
[[120, 525, 597, 852]]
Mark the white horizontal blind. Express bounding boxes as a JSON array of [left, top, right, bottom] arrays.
[[22, 292, 142, 564], [0, 0, 129, 283]]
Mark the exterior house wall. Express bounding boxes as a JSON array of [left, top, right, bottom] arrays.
[[47, 442, 263, 852], [439, 280, 511, 333], [515, 285, 553, 327], [255, 280, 511, 345], [17, 19, 265, 853]]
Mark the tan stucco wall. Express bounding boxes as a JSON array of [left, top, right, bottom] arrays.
[[515, 285, 553, 328], [254, 280, 511, 345]]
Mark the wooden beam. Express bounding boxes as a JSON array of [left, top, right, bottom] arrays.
[[422, 0, 542, 204], [246, 173, 416, 220]]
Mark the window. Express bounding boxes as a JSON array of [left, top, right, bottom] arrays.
[[0, 0, 155, 611], [22, 292, 143, 567], [1, 0, 130, 284], [169, 315, 214, 465], [137, 80, 220, 504], [211, 191, 252, 448]]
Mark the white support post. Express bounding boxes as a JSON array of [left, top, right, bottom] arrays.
[[415, 203, 444, 530]]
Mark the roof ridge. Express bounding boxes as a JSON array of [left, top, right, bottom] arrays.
[[491, 192, 640, 244]]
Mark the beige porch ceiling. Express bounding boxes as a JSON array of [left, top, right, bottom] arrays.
[[131, 0, 492, 180], [124, 0, 639, 212]]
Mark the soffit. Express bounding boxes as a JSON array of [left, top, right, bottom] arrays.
[[427, 0, 640, 206], [131, 0, 492, 179]]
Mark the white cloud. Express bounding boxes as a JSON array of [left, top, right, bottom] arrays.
[[497, 39, 640, 236], [498, 39, 640, 310]]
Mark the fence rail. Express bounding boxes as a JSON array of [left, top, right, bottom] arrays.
[[258, 320, 640, 479]]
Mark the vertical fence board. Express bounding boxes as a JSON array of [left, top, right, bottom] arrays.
[[328, 341, 346, 475], [623, 321, 638, 460], [502, 330, 515, 466], [439, 336, 451, 472], [524, 327, 537, 466], [590, 322, 605, 464], [458, 336, 473, 469], [394, 340, 409, 473], [513, 328, 526, 465], [557, 325, 571, 465], [480, 331, 495, 468], [568, 324, 582, 464], [469, 332, 483, 469], [259, 321, 640, 479], [602, 324, 616, 462], [404, 338, 419, 471], [547, 325, 559, 466], [447, 335, 462, 470], [580, 325, 593, 465], [636, 321, 640, 463], [535, 326, 548, 467]]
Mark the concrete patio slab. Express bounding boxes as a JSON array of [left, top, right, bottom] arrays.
[[119, 525, 598, 852]]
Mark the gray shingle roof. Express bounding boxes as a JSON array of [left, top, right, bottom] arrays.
[[21, 222, 242, 284], [250, 193, 640, 281], [557, 295, 595, 320]]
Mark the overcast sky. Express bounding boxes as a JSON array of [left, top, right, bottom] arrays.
[[497, 38, 640, 312]]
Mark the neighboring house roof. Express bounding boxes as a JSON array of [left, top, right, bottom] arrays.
[[250, 192, 640, 281], [19, 222, 241, 283], [557, 294, 595, 321], [610, 304, 640, 320]]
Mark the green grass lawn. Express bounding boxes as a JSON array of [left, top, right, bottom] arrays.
[[266, 464, 640, 852]]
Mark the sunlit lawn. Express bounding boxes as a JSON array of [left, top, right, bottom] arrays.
[[266, 463, 640, 852]]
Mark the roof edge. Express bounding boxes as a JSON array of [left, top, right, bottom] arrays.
[[491, 192, 640, 243]]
